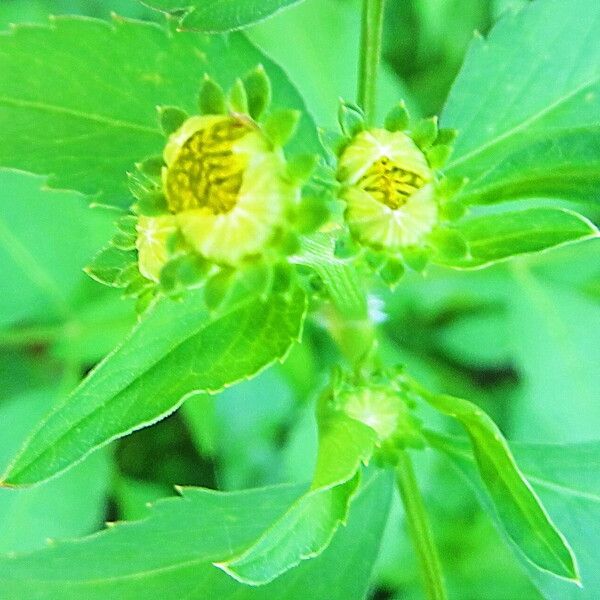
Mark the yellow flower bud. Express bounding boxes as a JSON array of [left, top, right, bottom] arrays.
[[162, 115, 299, 266], [337, 129, 438, 250], [340, 386, 401, 441]]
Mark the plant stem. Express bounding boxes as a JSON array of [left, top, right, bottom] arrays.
[[396, 450, 448, 600], [357, 0, 385, 125]]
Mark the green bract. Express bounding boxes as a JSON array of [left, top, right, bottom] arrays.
[[89, 69, 323, 311], [322, 100, 466, 285]]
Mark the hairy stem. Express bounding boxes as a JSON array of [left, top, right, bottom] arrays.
[[396, 450, 448, 600], [357, 0, 385, 125]]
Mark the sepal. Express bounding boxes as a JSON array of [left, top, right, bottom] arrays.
[[228, 78, 249, 114], [157, 105, 188, 136], [384, 101, 410, 132], [243, 64, 271, 121], [410, 116, 438, 150], [198, 74, 226, 115], [338, 100, 365, 137], [264, 109, 301, 147]]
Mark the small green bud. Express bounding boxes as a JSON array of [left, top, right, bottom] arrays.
[[238, 263, 271, 298], [384, 101, 410, 132], [435, 128, 458, 146], [136, 191, 169, 216], [136, 155, 164, 178], [338, 100, 365, 137], [411, 116, 438, 150], [334, 235, 359, 258], [135, 289, 155, 314], [439, 199, 466, 221], [204, 268, 235, 311], [272, 262, 294, 294], [115, 215, 138, 236], [243, 64, 271, 121], [437, 175, 468, 199], [157, 106, 188, 136], [364, 249, 385, 270], [286, 154, 318, 183], [85, 246, 136, 288], [379, 258, 405, 287], [199, 74, 226, 115], [123, 276, 153, 299], [115, 262, 142, 288], [402, 247, 429, 272], [264, 109, 301, 147], [296, 196, 329, 233], [429, 228, 468, 260], [425, 144, 453, 169], [160, 254, 210, 294], [228, 78, 249, 114], [111, 231, 137, 251], [318, 127, 349, 157]]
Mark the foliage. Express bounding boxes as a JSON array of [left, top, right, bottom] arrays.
[[0, 0, 598, 599]]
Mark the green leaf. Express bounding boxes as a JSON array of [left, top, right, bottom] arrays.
[[0, 171, 115, 328], [427, 433, 600, 598], [442, 0, 600, 205], [454, 128, 600, 204], [141, 0, 305, 33], [247, 0, 416, 128], [218, 413, 378, 584], [436, 208, 599, 269], [0, 471, 392, 599], [1, 287, 307, 486], [508, 255, 600, 442], [414, 387, 579, 582], [0, 390, 111, 554], [0, 16, 319, 206]]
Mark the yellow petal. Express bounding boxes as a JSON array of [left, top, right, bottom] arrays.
[[338, 129, 432, 185]]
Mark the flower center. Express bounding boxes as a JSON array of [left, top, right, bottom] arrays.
[[358, 156, 426, 210], [165, 118, 252, 215]]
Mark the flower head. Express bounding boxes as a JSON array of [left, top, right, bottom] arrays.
[[86, 68, 321, 312], [161, 114, 297, 266], [320, 100, 466, 285], [338, 128, 438, 250]]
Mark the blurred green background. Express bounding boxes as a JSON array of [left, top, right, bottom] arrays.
[[0, 1, 598, 599]]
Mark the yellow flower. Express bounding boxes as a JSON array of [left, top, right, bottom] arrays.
[[136, 214, 177, 283], [337, 128, 438, 249], [340, 386, 401, 441], [162, 115, 298, 266]]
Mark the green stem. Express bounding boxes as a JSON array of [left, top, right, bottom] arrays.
[[396, 450, 448, 600], [357, 0, 385, 125]]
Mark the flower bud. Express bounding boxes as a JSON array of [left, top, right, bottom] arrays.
[[337, 128, 438, 250]]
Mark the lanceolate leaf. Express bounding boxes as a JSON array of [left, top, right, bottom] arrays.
[[1, 287, 307, 486], [217, 414, 378, 585], [427, 433, 600, 598], [0, 16, 318, 206], [442, 0, 600, 205], [436, 208, 599, 269], [141, 0, 305, 33], [414, 386, 579, 582], [455, 128, 600, 205], [0, 473, 392, 600]]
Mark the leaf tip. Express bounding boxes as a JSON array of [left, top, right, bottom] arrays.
[[212, 560, 262, 586]]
